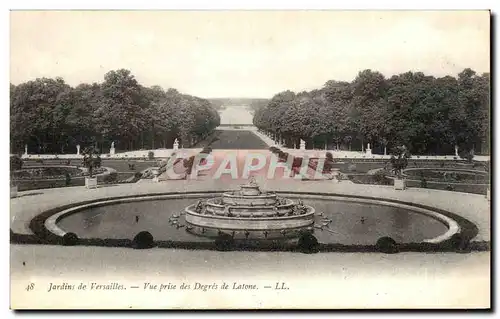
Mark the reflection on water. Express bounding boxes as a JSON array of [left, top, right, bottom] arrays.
[[58, 198, 448, 245], [79, 208, 103, 230]]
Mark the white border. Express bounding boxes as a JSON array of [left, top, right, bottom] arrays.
[[3, 0, 497, 316]]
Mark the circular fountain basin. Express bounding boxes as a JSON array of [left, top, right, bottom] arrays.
[[51, 195, 456, 245]]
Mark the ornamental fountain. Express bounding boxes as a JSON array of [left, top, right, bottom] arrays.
[[183, 177, 316, 240]]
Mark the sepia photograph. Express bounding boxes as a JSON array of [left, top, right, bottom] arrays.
[[9, 9, 490, 309]]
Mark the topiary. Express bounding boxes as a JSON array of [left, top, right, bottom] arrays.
[[448, 233, 470, 252], [375, 236, 399, 254], [297, 232, 319, 253], [62, 232, 79, 246], [132, 231, 155, 249], [214, 233, 234, 251]]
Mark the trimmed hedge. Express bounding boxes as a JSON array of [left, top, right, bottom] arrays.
[[132, 231, 155, 249], [297, 233, 319, 253], [375, 236, 399, 254], [62, 232, 79, 246]]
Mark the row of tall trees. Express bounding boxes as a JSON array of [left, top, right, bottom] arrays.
[[10, 69, 220, 154], [253, 68, 490, 155]]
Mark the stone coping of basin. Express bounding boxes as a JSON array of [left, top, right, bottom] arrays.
[[11, 179, 489, 241], [44, 192, 459, 244]]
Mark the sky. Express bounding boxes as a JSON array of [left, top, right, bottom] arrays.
[[10, 10, 490, 98]]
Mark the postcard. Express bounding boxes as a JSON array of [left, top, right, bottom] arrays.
[[10, 10, 490, 309]]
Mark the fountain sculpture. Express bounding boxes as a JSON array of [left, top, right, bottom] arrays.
[[184, 177, 315, 240]]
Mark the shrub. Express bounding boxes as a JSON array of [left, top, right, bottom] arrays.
[[269, 146, 279, 153], [132, 231, 155, 249], [297, 233, 319, 253], [62, 232, 79, 246], [459, 150, 474, 163], [128, 163, 136, 170], [214, 233, 234, 251], [148, 151, 155, 160], [375, 236, 399, 254], [448, 233, 470, 252]]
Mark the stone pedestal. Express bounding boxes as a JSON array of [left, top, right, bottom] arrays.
[[394, 179, 406, 190], [85, 177, 98, 189]]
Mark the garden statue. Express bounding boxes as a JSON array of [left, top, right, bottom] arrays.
[[110, 141, 116, 155], [300, 139, 306, 150], [173, 138, 179, 150], [76, 144, 80, 155], [24, 144, 28, 156]]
